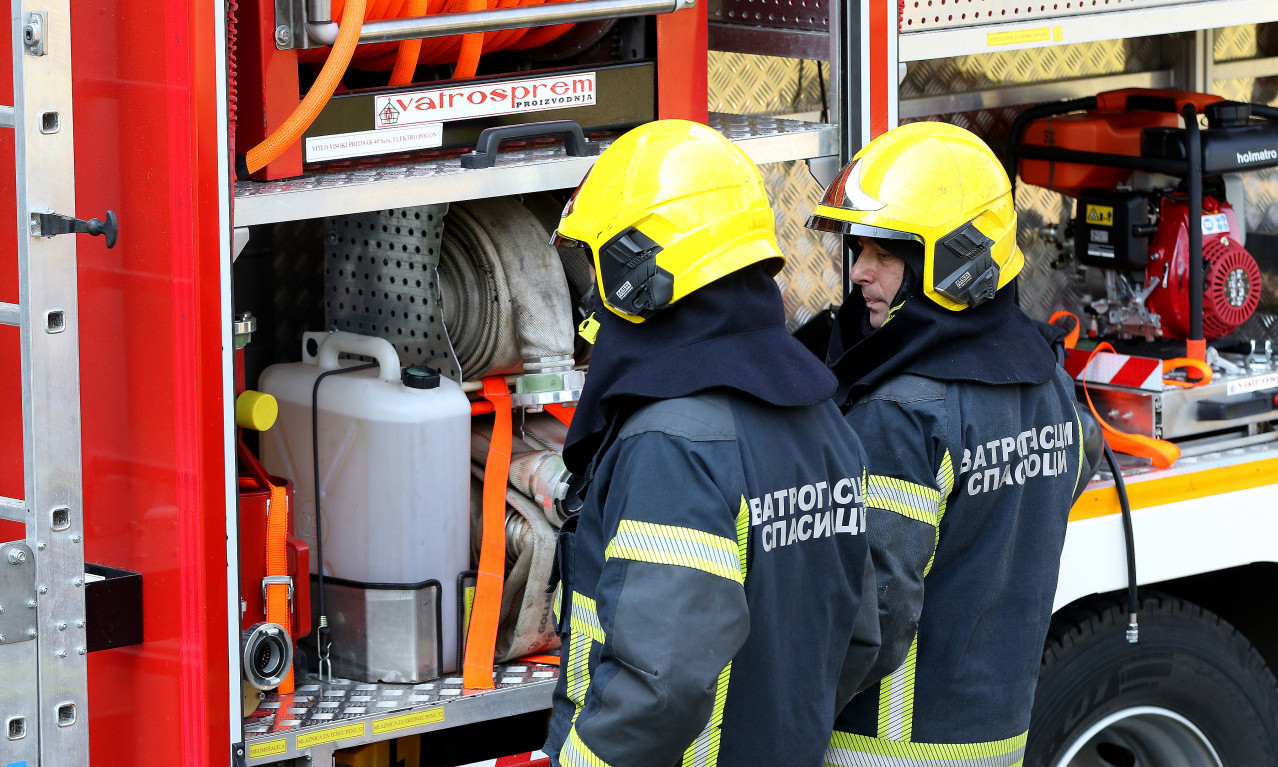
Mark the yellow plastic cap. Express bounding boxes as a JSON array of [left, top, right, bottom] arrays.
[[236, 390, 279, 432]]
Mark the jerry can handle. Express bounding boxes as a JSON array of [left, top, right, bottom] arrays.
[[314, 330, 401, 382]]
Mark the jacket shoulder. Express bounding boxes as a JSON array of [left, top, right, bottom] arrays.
[[618, 394, 737, 442], [858, 373, 946, 406]]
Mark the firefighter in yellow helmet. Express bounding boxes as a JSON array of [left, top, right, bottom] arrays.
[[806, 122, 1099, 766], [544, 119, 897, 767]]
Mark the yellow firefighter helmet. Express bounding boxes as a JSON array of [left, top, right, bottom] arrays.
[[552, 119, 783, 323], [806, 121, 1023, 311]]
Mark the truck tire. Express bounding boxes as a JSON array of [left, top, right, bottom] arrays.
[[1026, 591, 1278, 767]]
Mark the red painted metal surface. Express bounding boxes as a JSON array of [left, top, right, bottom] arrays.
[[64, 0, 231, 763], [1, 17, 22, 545], [656, 2, 707, 123], [868, 0, 890, 139], [234, 0, 304, 178]]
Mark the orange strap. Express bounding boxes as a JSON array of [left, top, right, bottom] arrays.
[[264, 482, 295, 694], [1081, 342, 1181, 469], [463, 376, 513, 689], [543, 403, 575, 427], [518, 653, 561, 666], [1049, 311, 1080, 349], [1162, 357, 1213, 389]]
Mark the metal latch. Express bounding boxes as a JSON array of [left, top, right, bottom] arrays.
[[31, 210, 118, 249]]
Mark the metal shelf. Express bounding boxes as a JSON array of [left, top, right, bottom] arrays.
[[233, 114, 836, 227], [899, 0, 1278, 62], [243, 662, 558, 764]]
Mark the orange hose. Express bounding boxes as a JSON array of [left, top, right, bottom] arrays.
[[264, 482, 295, 693], [300, 0, 577, 75], [389, 0, 429, 83], [452, 0, 487, 79], [241, 0, 368, 175]]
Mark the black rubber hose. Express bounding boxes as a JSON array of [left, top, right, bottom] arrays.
[[311, 361, 379, 676], [1184, 103, 1204, 347], [1103, 442, 1139, 643]]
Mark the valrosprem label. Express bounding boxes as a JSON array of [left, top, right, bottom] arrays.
[[374, 72, 597, 128]]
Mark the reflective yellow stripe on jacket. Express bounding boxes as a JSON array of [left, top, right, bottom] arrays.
[[825, 730, 1027, 767]]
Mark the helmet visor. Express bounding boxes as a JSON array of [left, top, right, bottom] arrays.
[[804, 215, 925, 246], [550, 231, 590, 250]]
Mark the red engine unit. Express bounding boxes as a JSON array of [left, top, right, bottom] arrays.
[[1145, 195, 1262, 339]]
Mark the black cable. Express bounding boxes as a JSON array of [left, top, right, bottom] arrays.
[[817, 61, 828, 125], [312, 360, 378, 679], [1103, 442, 1139, 644]]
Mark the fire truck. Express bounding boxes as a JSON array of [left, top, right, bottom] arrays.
[[3, 0, 1278, 764]]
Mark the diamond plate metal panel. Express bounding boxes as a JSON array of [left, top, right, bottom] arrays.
[[900, 36, 1172, 98], [324, 206, 460, 380], [1214, 22, 1278, 61], [764, 162, 843, 329], [708, 53, 836, 327], [901, 0, 1217, 32], [708, 52, 829, 116]]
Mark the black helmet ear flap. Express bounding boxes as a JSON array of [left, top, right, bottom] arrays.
[[597, 227, 673, 319], [932, 222, 999, 308]]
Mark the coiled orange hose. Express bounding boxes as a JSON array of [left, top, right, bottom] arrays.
[[301, 0, 577, 75]]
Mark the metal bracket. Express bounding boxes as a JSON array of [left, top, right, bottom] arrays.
[[30, 210, 118, 249], [23, 12, 47, 56], [0, 542, 38, 645]]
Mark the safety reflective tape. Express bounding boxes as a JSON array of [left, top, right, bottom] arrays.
[[826, 730, 1027, 767], [866, 475, 940, 527], [570, 593, 606, 644], [876, 636, 917, 742], [605, 520, 743, 583], [1063, 348, 1162, 391], [681, 659, 731, 767], [925, 450, 954, 577], [565, 628, 594, 721], [561, 727, 613, 767], [735, 497, 749, 581]]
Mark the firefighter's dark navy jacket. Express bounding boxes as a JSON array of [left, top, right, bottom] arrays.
[[825, 367, 1083, 767], [545, 391, 886, 767]]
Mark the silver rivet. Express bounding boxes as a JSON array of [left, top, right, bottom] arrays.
[[0, 635, 6, 642], [36, 543, 45, 551], [72, 579, 82, 588], [38, 587, 47, 594], [7, 548, 26, 564], [28, 628, 37, 638], [55, 649, 66, 658], [70, 535, 81, 543], [76, 619, 85, 628], [57, 622, 67, 631], [77, 648, 86, 655], [27, 599, 36, 608], [0, 606, 4, 614], [274, 24, 291, 46]]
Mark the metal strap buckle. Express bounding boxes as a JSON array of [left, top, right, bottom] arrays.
[[261, 575, 294, 605]]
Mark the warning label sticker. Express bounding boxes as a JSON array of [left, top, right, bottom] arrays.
[[373, 72, 597, 128], [305, 123, 443, 163]]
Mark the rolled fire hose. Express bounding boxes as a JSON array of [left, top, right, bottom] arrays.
[[439, 198, 576, 379]]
